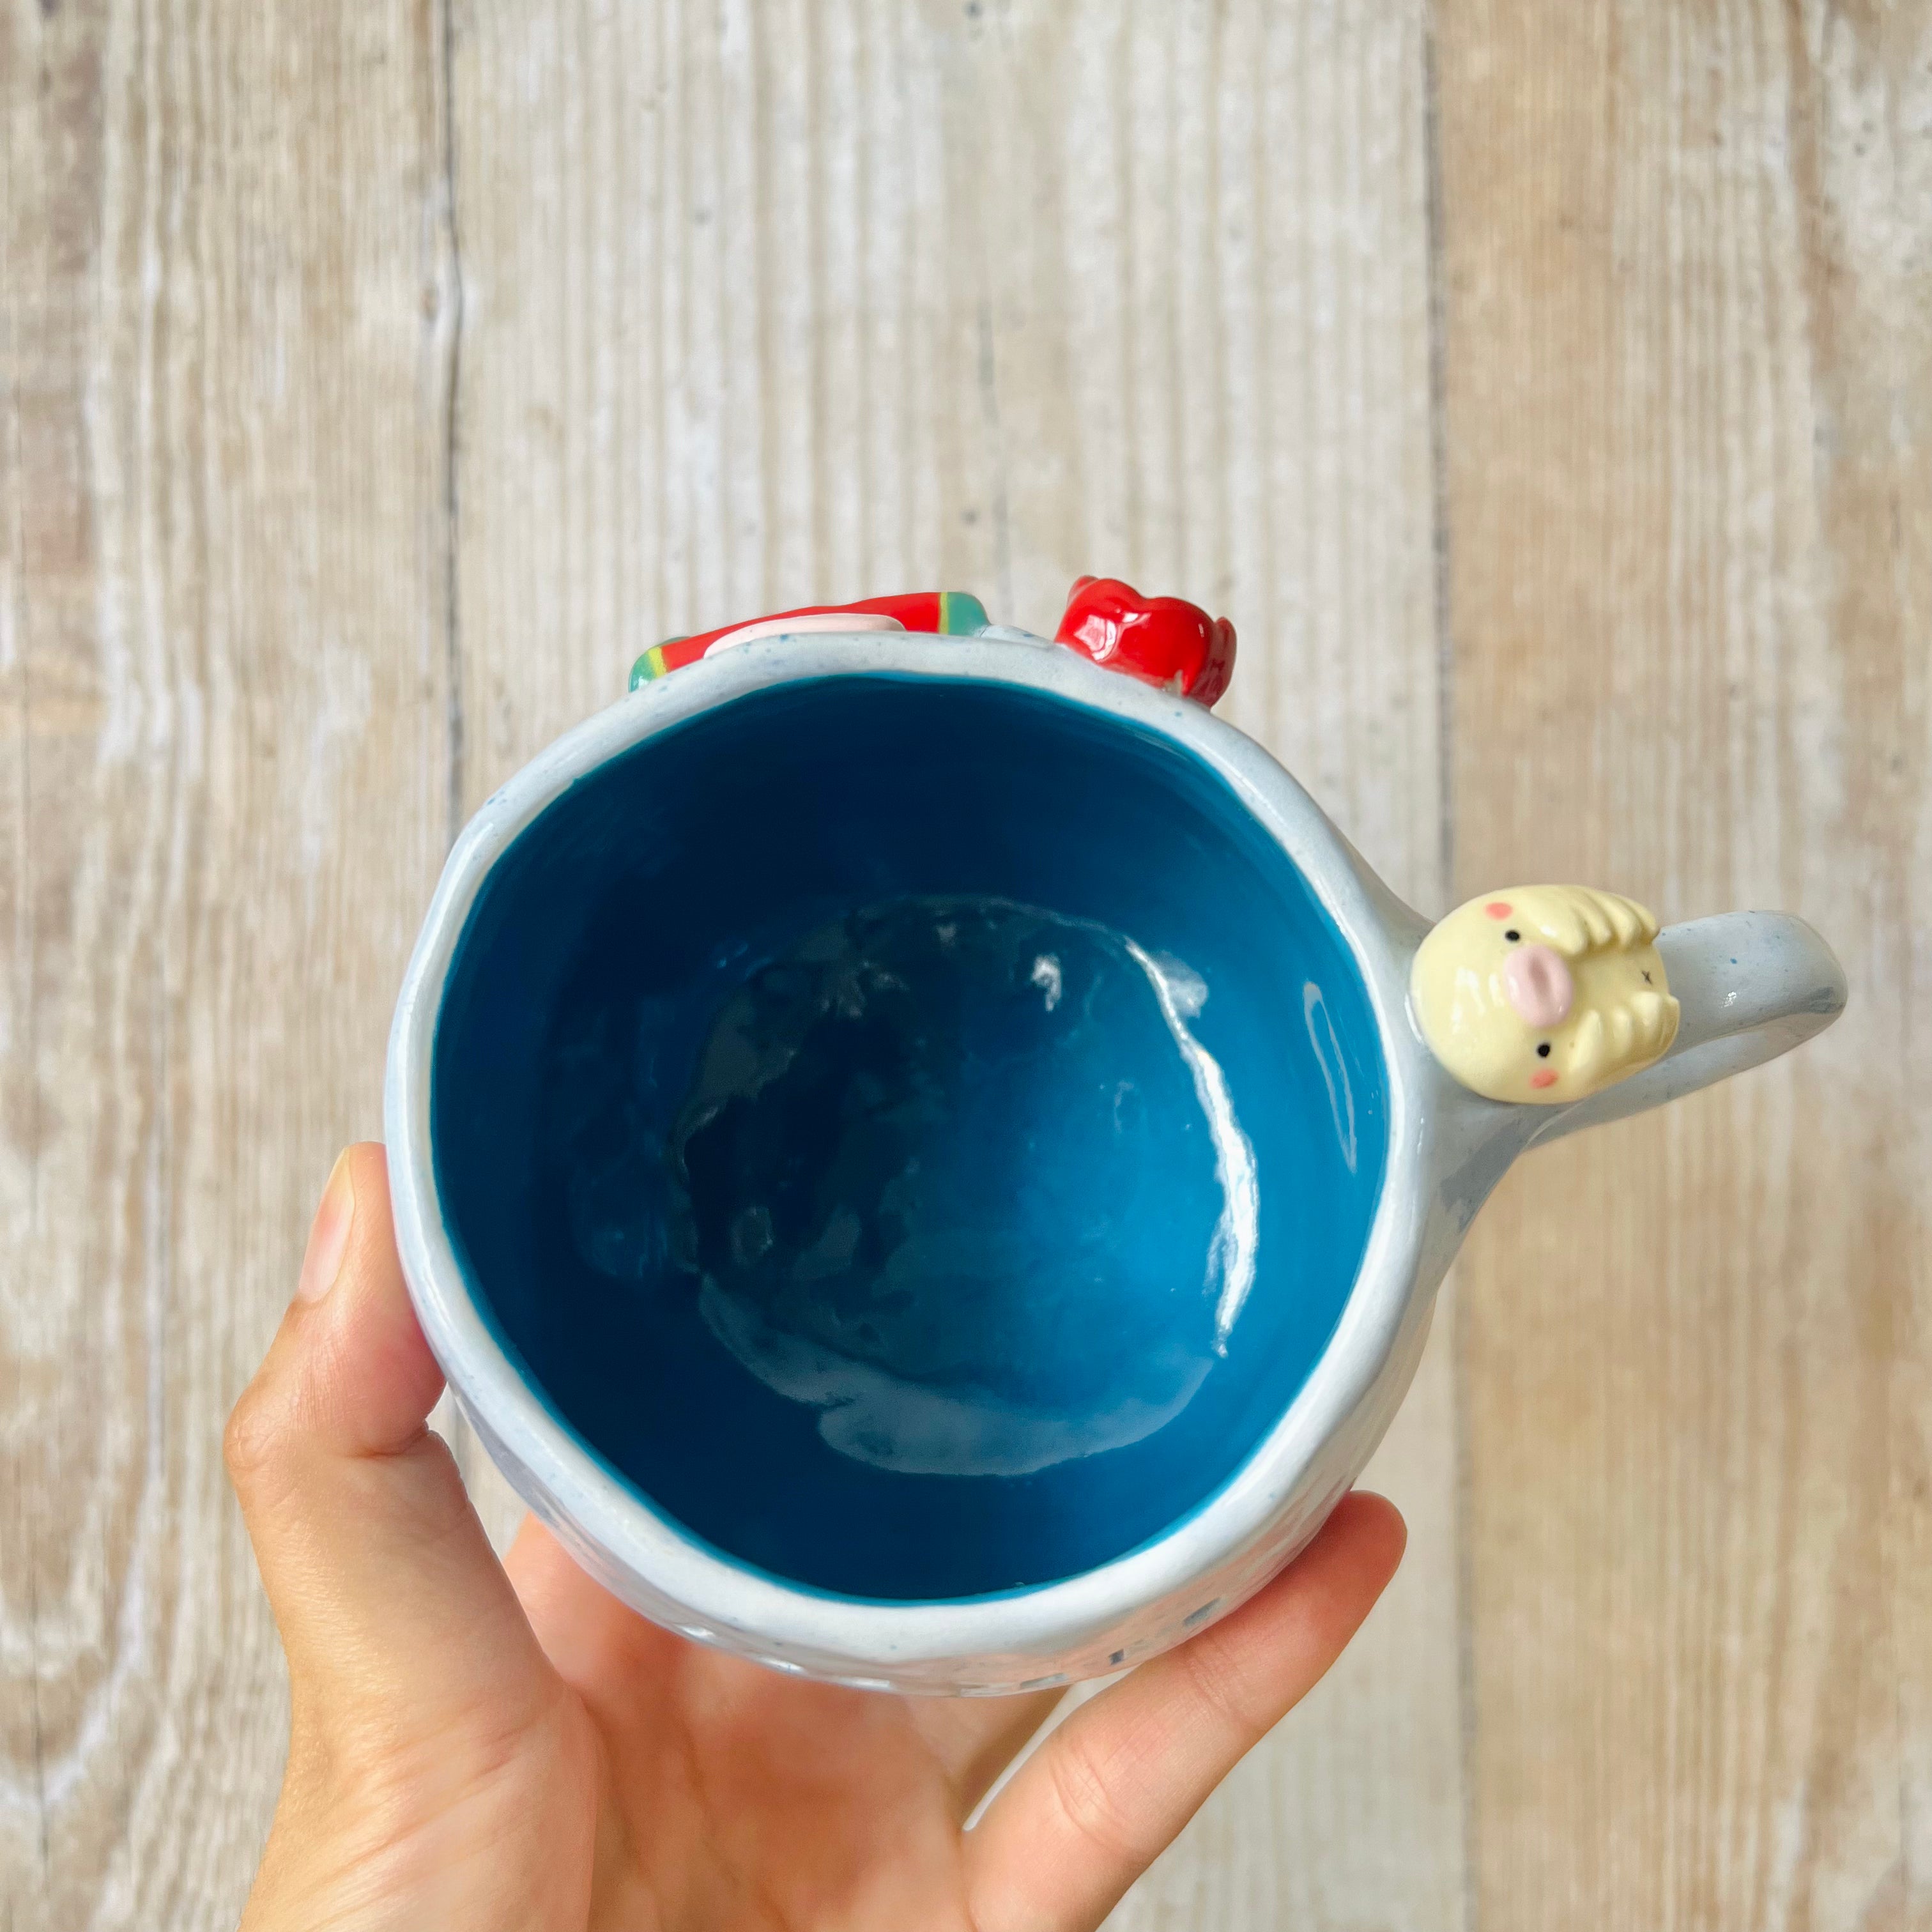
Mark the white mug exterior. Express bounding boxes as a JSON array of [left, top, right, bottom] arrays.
[[384, 630, 1844, 1693]]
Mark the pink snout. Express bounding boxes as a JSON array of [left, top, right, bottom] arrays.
[[1503, 944, 1574, 1028]]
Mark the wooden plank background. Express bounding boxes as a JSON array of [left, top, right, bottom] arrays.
[[1, 3, 1924, 1928]]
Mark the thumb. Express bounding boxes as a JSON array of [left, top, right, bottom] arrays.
[[226, 1143, 552, 1739]]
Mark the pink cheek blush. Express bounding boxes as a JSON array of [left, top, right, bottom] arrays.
[[1529, 1069, 1558, 1088], [1485, 901, 1513, 919]]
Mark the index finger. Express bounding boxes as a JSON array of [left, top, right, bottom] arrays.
[[963, 1492, 1405, 1932]]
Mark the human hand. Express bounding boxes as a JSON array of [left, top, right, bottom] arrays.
[[226, 1144, 1404, 1931]]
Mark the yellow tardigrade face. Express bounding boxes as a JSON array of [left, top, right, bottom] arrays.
[[1409, 885, 1680, 1105]]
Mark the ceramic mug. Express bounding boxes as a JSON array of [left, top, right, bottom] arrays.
[[385, 590, 1846, 1695]]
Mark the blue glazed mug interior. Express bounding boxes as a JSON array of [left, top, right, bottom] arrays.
[[431, 674, 1387, 1601]]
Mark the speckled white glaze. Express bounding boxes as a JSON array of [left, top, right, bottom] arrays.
[[385, 631, 1847, 1694]]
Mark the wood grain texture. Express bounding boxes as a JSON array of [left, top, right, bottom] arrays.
[[0, 3, 457, 1928], [1436, 3, 1932, 1927], [6, 0, 1926, 1924], [447, 3, 1460, 1925]]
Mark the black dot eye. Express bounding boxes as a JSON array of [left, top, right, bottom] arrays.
[[1537, 1041, 1552, 1058], [1505, 929, 1522, 942]]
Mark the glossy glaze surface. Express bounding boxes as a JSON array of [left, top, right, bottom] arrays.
[[1053, 576, 1238, 702], [429, 675, 1387, 1598]]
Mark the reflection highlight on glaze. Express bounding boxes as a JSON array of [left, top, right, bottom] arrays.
[[1302, 980, 1358, 1175], [1123, 941, 1258, 1348]]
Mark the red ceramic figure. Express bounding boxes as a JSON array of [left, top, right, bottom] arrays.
[[1053, 577, 1237, 704], [630, 579, 1236, 707]]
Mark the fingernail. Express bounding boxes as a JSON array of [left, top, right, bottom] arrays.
[[296, 1151, 355, 1303]]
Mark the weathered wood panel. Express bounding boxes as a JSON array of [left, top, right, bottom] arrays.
[[0, 3, 456, 1927], [6, 0, 1926, 1924], [1436, 3, 1932, 1925], [448, 3, 1462, 1925]]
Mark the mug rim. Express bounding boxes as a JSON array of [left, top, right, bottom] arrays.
[[385, 632, 1432, 1674]]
